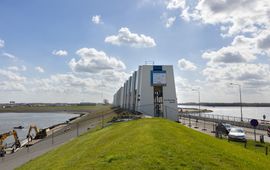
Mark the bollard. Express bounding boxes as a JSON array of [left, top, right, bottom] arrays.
[[165, 106, 168, 119], [194, 119, 198, 128], [182, 116, 186, 125], [101, 112, 104, 128], [77, 123, 79, 137], [244, 141, 247, 148], [51, 129, 54, 145], [211, 123, 215, 133], [260, 135, 265, 143], [202, 117, 207, 131], [188, 114, 191, 127], [27, 137, 30, 152]]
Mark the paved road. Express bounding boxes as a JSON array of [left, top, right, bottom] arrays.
[[0, 110, 116, 170], [179, 117, 270, 142]]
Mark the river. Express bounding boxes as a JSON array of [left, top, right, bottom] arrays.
[[0, 112, 78, 145], [179, 105, 270, 121]]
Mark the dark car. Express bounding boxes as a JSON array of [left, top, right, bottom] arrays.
[[222, 123, 232, 134], [216, 122, 232, 135]]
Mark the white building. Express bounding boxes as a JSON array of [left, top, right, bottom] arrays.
[[113, 65, 178, 121]]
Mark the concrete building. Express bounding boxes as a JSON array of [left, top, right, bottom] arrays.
[[113, 65, 178, 121]]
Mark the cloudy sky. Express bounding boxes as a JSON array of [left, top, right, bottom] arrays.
[[0, 0, 270, 103]]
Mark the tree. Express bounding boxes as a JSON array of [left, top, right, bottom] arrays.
[[103, 99, 109, 105]]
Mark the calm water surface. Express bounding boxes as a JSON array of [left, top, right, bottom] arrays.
[[179, 105, 270, 120], [0, 112, 77, 144]]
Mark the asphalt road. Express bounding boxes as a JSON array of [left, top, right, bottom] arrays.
[[0, 110, 116, 170], [179, 117, 270, 142]]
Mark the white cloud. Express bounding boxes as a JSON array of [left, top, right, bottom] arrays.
[[202, 46, 255, 64], [177, 58, 197, 71], [8, 65, 27, 72], [69, 48, 126, 73], [32, 73, 97, 93], [7, 66, 19, 72], [0, 39, 4, 48], [35, 66, 45, 73], [52, 50, 68, 56], [175, 0, 270, 64], [166, 17, 176, 28], [92, 15, 103, 24], [256, 30, 270, 55], [137, 0, 164, 8], [25, 69, 129, 102], [21, 65, 27, 71], [179, 0, 270, 37], [161, 13, 176, 28], [105, 27, 156, 48], [2, 52, 16, 60], [166, 0, 185, 10], [194, 63, 270, 103], [0, 69, 26, 82], [0, 46, 129, 102], [0, 68, 26, 91], [258, 35, 270, 50], [202, 64, 270, 84]]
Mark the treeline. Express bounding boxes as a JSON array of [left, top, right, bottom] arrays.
[[179, 103, 270, 107]]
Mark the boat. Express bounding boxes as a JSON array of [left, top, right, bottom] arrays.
[[13, 126, 24, 129]]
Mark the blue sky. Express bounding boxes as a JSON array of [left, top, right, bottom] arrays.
[[0, 0, 270, 103]]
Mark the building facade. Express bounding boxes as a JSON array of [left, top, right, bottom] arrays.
[[113, 65, 178, 121]]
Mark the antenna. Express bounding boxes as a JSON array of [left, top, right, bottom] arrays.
[[144, 61, 155, 65]]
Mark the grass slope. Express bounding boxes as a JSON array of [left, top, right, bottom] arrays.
[[18, 118, 270, 170], [0, 105, 110, 113]]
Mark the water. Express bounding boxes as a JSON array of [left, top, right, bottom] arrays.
[[0, 112, 78, 145], [179, 105, 270, 121]]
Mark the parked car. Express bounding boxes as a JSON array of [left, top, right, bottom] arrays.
[[228, 127, 246, 142], [216, 122, 232, 136], [222, 123, 232, 134]]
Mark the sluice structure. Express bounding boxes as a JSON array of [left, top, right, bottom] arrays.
[[113, 65, 178, 121]]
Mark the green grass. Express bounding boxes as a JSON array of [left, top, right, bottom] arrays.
[[18, 118, 270, 170], [227, 139, 270, 155]]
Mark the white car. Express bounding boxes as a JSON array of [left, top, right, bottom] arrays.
[[228, 127, 246, 142]]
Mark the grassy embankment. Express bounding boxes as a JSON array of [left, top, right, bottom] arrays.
[[18, 118, 270, 170], [0, 104, 110, 113]]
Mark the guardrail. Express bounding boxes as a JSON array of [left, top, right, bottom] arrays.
[[180, 112, 270, 130]]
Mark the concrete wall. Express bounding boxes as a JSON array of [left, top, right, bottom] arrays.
[[137, 65, 154, 116], [161, 66, 178, 121]]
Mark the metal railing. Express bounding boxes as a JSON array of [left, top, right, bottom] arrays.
[[180, 112, 270, 130]]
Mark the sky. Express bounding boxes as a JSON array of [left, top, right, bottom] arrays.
[[0, 0, 270, 103]]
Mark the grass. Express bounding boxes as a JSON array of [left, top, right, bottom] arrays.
[[227, 139, 270, 155], [18, 118, 270, 170]]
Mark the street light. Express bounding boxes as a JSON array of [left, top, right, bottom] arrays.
[[192, 88, 201, 117], [230, 83, 243, 122]]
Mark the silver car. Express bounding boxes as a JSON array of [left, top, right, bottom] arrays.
[[228, 127, 246, 142]]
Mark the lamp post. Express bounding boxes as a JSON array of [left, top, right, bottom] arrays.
[[230, 83, 243, 122], [192, 88, 201, 117]]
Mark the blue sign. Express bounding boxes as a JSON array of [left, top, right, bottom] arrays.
[[250, 119, 259, 127]]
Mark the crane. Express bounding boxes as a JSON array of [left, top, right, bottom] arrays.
[[0, 130, 21, 157]]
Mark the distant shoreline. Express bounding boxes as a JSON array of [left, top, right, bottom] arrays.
[[179, 103, 270, 107], [178, 107, 213, 114], [0, 105, 101, 113]]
